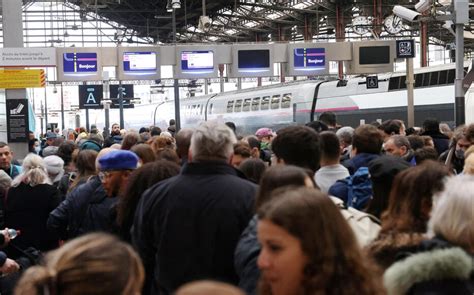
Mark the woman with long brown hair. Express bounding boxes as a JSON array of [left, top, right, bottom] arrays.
[[366, 160, 450, 270], [257, 186, 384, 295]]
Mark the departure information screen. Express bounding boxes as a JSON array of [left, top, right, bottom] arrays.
[[63, 52, 98, 73], [293, 48, 325, 70], [238, 50, 270, 70], [123, 52, 157, 72], [181, 51, 214, 73], [359, 46, 390, 64]]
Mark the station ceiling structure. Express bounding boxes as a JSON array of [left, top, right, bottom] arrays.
[[2, 1, 474, 54]]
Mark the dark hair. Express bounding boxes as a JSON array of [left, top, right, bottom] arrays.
[[258, 187, 384, 295], [225, 122, 236, 133], [318, 111, 337, 127], [380, 119, 403, 136], [381, 160, 450, 234], [156, 148, 180, 165], [138, 127, 149, 134], [407, 135, 425, 151], [414, 147, 438, 164], [320, 131, 341, 161], [69, 150, 98, 192], [130, 144, 155, 164], [272, 126, 321, 173], [422, 118, 440, 132], [150, 126, 162, 137], [255, 165, 312, 210], [245, 136, 260, 150], [234, 142, 251, 158], [169, 119, 176, 126], [56, 141, 76, 167], [116, 160, 180, 241], [121, 132, 140, 150], [352, 124, 383, 155], [305, 120, 328, 133], [238, 158, 266, 184]]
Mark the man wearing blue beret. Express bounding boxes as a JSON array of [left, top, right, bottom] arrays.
[[98, 150, 139, 198]]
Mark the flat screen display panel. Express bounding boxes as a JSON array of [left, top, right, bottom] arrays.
[[238, 50, 270, 70], [294, 48, 326, 71], [181, 51, 214, 73], [63, 52, 98, 73], [123, 52, 157, 73], [359, 46, 390, 65]]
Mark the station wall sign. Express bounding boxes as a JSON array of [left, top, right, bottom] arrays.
[[0, 48, 56, 67], [6, 99, 29, 142], [78, 85, 103, 109], [366, 76, 379, 89], [396, 40, 416, 59], [0, 69, 45, 89]]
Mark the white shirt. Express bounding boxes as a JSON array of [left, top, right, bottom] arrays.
[[315, 164, 350, 193]]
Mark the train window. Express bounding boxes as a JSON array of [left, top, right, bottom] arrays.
[[439, 70, 448, 84], [399, 76, 407, 89], [281, 93, 291, 108], [251, 97, 260, 111], [261, 96, 270, 110], [422, 73, 430, 87], [271, 95, 280, 109], [234, 99, 243, 112], [389, 77, 401, 90], [429, 71, 439, 86], [447, 69, 455, 84], [242, 98, 251, 112], [227, 101, 234, 113], [415, 74, 423, 88]]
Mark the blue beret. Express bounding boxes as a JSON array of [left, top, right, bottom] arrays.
[[98, 150, 139, 171]]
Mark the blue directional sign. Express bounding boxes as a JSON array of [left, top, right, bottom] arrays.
[[110, 84, 134, 109], [64, 52, 98, 73], [396, 40, 415, 59], [294, 48, 326, 70], [78, 85, 103, 109]]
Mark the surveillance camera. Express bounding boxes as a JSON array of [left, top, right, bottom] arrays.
[[393, 5, 421, 22], [53, 87, 58, 94], [199, 16, 211, 31], [171, 0, 181, 9], [414, 0, 432, 12], [442, 20, 455, 36]]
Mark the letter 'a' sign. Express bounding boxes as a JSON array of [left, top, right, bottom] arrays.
[[78, 85, 103, 109]]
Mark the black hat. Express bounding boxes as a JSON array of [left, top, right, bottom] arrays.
[[369, 155, 411, 183]]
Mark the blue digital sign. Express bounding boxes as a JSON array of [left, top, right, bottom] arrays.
[[238, 50, 270, 72], [63, 52, 98, 74], [294, 48, 325, 71], [181, 51, 214, 73], [123, 52, 157, 73]]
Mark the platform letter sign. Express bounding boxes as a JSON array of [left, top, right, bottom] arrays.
[[366, 76, 379, 89], [396, 40, 415, 59], [79, 85, 103, 109], [6, 99, 29, 142], [110, 84, 134, 109]]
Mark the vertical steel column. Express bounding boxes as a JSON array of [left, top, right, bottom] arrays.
[[454, 23, 465, 126], [420, 20, 428, 67], [172, 7, 181, 131], [60, 84, 65, 130], [336, 5, 345, 79]]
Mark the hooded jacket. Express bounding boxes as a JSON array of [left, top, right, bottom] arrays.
[[384, 241, 474, 295]]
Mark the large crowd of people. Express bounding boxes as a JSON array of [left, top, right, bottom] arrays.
[[0, 114, 471, 295]]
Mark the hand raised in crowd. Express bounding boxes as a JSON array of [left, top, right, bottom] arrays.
[[1, 228, 11, 247]]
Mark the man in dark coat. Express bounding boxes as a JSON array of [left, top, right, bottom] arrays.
[[47, 149, 138, 240], [420, 118, 450, 155], [132, 122, 256, 295]]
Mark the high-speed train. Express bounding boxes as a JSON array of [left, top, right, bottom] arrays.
[[98, 61, 474, 135]]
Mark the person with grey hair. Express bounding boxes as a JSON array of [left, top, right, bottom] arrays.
[[336, 126, 354, 163], [384, 135, 416, 165], [5, 154, 60, 256], [132, 121, 257, 295], [384, 175, 474, 294]]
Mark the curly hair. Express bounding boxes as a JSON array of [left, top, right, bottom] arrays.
[[258, 187, 385, 295]]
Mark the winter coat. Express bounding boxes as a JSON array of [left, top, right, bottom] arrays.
[[234, 215, 259, 295], [132, 161, 256, 295], [384, 238, 474, 295], [47, 176, 117, 240], [420, 130, 450, 156], [5, 183, 60, 257]]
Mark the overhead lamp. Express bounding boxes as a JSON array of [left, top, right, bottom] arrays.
[[171, 0, 181, 9], [166, 0, 173, 12]]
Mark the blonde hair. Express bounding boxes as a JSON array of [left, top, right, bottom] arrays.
[[463, 152, 474, 175], [15, 233, 144, 295], [176, 281, 245, 295], [11, 154, 50, 187], [429, 175, 474, 253]]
